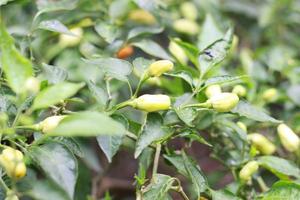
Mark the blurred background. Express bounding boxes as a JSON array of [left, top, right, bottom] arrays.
[[1, 0, 300, 199]]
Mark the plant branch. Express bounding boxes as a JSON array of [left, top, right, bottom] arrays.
[[152, 143, 161, 181], [256, 176, 268, 192], [133, 73, 149, 98], [182, 101, 211, 109], [177, 187, 190, 200], [0, 177, 9, 191]]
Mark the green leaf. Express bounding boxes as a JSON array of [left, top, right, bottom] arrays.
[[0, 19, 33, 94], [211, 189, 241, 200], [97, 135, 123, 162], [287, 84, 300, 106], [128, 26, 163, 40], [198, 14, 224, 50], [54, 137, 84, 158], [257, 156, 300, 179], [83, 58, 132, 81], [219, 120, 247, 142], [109, 0, 131, 21], [36, 0, 78, 11], [94, 22, 120, 43], [0, 187, 4, 200], [259, 181, 300, 200], [87, 81, 108, 110], [231, 100, 281, 123], [137, 148, 154, 185], [133, 39, 172, 60], [177, 130, 212, 147], [165, 71, 194, 89], [204, 75, 247, 88], [198, 28, 233, 77], [135, 113, 171, 158], [132, 57, 154, 77], [27, 179, 70, 200], [172, 38, 199, 67], [164, 151, 207, 198], [0, 0, 14, 6], [34, 0, 78, 22], [96, 115, 128, 162], [48, 111, 126, 137], [29, 142, 78, 199], [142, 174, 176, 200], [42, 63, 68, 84], [175, 107, 197, 127], [38, 20, 74, 35], [32, 82, 84, 110]]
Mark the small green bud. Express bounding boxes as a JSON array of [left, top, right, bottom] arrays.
[[237, 121, 247, 132], [239, 161, 259, 182], [248, 133, 276, 155], [168, 40, 188, 64], [25, 77, 40, 94], [232, 85, 246, 97], [39, 115, 66, 133], [262, 88, 278, 102], [59, 27, 83, 47], [208, 92, 239, 112], [148, 60, 174, 77], [205, 85, 222, 98], [180, 2, 198, 21], [173, 19, 199, 35], [277, 124, 300, 152], [132, 94, 171, 112]]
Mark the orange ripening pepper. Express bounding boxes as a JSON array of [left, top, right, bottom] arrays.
[[117, 45, 134, 59]]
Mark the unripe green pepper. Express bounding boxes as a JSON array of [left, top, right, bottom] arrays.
[[248, 133, 276, 155], [277, 124, 300, 152], [232, 85, 246, 97], [128, 9, 156, 25], [147, 60, 174, 77], [205, 85, 222, 98], [239, 161, 259, 182], [237, 121, 247, 132], [132, 94, 171, 112], [208, 92, 239, 112], [168, 40, 188, 64], [59, 27, 83, 47], [146, 77, 162, 86], [262, 88, 278, 102], [5, 191, 19, 200], [180, 2, 198, 21], [39, 115, 66, 133], [0, 148, 26, 179], [173, 19, 199, 35]]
